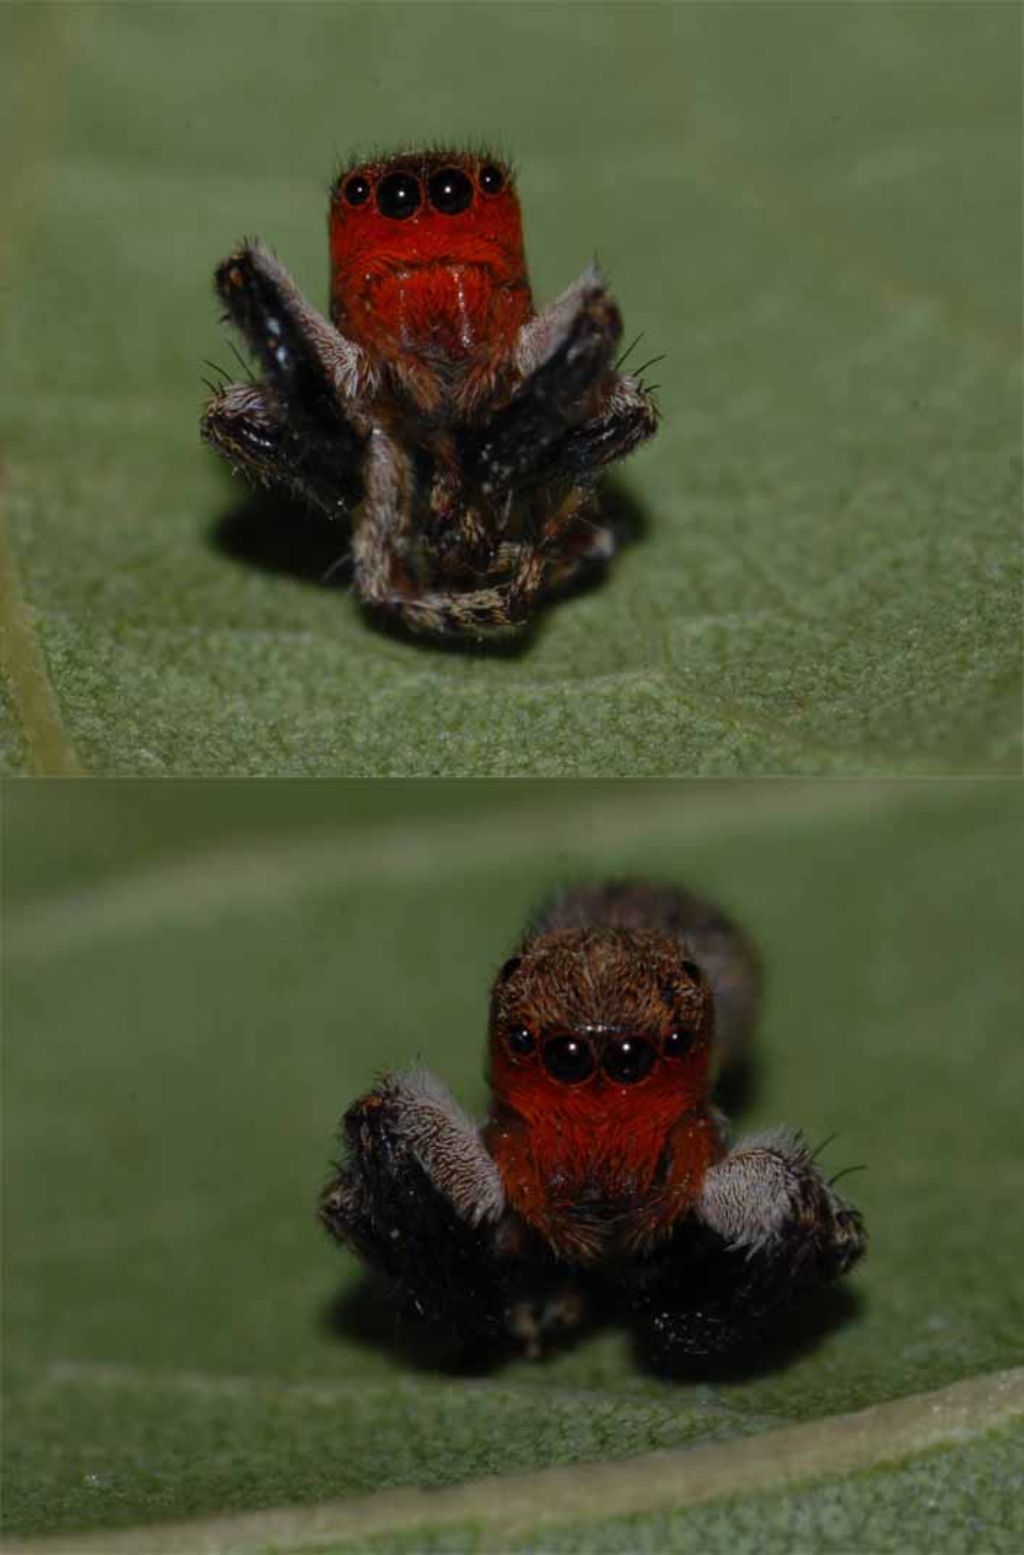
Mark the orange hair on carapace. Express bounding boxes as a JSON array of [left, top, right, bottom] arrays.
[[483, 926, 725, 1263], [329, 148, 532, 370]]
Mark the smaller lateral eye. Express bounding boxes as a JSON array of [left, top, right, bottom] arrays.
[[478, 163, 505, 195], [343, 174, 371, 207], [506, 1027, 535, 1057], [664, 1028, 694, 1060]]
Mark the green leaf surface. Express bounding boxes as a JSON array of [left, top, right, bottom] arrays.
[[335, 1424, 1024, 1555], [3, 779, 1022, 1542], [2, 2, 1020, 775]]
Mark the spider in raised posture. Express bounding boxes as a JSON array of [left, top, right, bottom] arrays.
[[200, 149, 658, 638], [320, 882, 866, 1368]]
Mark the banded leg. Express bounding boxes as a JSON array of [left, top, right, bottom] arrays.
[[357, 546, 550, 638], [352, 433, 551, 637]]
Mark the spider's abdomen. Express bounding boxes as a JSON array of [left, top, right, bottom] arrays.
[[329, 150, 532, 367]]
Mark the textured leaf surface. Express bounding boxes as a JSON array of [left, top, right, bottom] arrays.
[[2, 2, 1020, 775], [340, 1424, 1024, 1555], [4, 780, 1022, 1539]]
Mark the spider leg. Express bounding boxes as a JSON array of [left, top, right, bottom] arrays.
[[695, 1129, 866, 1279], [629, 1130, 865, 1367], [352, 432, 549, 637], [319, 1069, 511, 1339], [474, 273, 624, 491], [201, 381, 361, 517], [213, 240, 372, 431], [359, 548, 549, 638], [541, 511, 618, 593], [530, 372, 659, 485]]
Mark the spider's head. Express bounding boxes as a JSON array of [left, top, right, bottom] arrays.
[[329, 148, 532, 363], [487, 928, 715, 1157]]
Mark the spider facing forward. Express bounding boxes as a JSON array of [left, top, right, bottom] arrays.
[[200, 148, 659, 639], [320, 883, 866, 1369]]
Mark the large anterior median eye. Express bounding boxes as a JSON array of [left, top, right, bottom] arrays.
[[603, 1037, 655, 1084], [428, 166, 473, 214], [543, 1036, 595, 1084], [377, 171, 421, 219]]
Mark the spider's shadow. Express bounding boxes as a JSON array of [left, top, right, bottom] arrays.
[[322, 1278, 523, 1378], [322, 1272, 863, 1384], [208, 476, 649, 659], [630, 1282, 865, 1385]]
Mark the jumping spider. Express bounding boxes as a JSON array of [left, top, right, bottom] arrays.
[[201, 148, 658, 639], [320, 882, 866, 1368]]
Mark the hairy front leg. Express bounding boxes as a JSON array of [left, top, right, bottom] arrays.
[[201, 382, 362, 518], [320, 1069, 511, 1338], [213, 240, 372, 423], [532, 373, 659, 485], [630, 1130, 865, 1364], [474, 271, 624, 491]]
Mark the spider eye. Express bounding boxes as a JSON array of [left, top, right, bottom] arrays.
[[603, 1037, 655, 1084], [428, 166, 473, 215], [479, 163, 505, 195], [377, 171, 421, 220], [506, 1026, 535, 1057], [664, 1028, 694, 1059], [343, 174, 371, 207], [543, 1036, 595, 1085]]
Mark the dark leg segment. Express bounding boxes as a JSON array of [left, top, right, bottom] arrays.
[[474, 286, 623, 489], [628, 1131, 865, 1367], [214, 241, 365, 445], [534, 374, 659, 485], [319, 1074, 511, 1341], [201, 382, 362, 518]]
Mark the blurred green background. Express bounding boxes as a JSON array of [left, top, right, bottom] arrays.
[[2, 1, 1020, 776], [4, 778, 1023, 1542]]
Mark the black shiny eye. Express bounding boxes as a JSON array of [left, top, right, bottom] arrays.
[[506, 1026, 535, 1057], [664, 1028, 694, 1059], [543, 1036, 595, 1085], [377, 171, 421, 220], [603, 1038, 656, 1084], [479, 163, 504, 195], [428, 166, 473, 215], [343, 174, 370, 207]]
